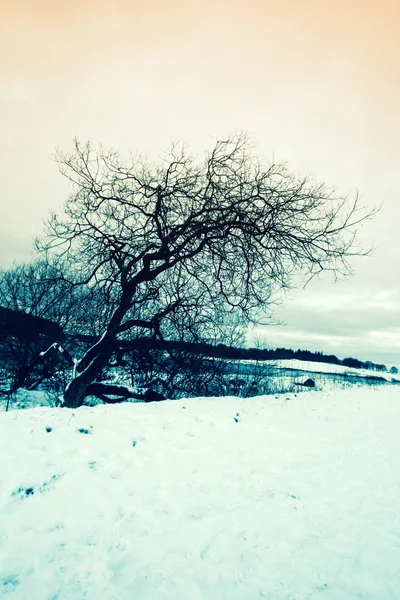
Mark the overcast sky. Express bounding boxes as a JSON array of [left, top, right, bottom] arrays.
[[1, 0, 399, 367]]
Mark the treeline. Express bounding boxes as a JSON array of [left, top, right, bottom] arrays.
[[216, 343, 390, 372], [170, 341, 391, 372], [114, 338, 391, 373], [244, 346, 390, 372]]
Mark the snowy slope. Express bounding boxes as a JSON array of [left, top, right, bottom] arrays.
[[1, 387, 400, 599], [239, 357, 400, 382], [276, 358, 400, 381]]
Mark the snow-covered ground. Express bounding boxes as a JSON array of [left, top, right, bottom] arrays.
[[1, 386, 400, 599], [276, 359, 400, 382], [238, 358, 400, 383]]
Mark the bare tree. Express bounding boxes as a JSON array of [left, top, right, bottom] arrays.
[[0, 260, 74, 396], [38, 134, 376, 408], [0, 259, 112, 399], [0, 260, 73, 325]]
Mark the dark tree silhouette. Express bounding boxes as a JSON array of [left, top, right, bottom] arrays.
[[0, 260, 73, 395], [38, 134, 376, 407]]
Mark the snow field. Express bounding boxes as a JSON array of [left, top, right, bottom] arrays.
[[1, 387, 400, 599]]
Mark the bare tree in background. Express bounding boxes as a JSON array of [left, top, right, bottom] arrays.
[[0, 260, 113, 399], [38, 134, 376, 408], [0, 260, 74, 396], [0, 260, 73, 325]]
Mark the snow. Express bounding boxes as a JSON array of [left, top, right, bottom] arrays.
[[238, 358, 400, 382], [1, 389, 55, 411], [1, 386, 400, 599], [275, 358, 400, 382]]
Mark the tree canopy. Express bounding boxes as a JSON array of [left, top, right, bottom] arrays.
[[36, 134, 375, 407]]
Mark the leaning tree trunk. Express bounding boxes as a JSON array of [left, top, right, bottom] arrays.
[[63, 290, 135, 408], [63, 375, 91, 409], [63, 333, 117, 408]]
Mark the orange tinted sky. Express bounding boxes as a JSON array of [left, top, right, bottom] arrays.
[[1, 0, 399, 363], [2, 0, 398, 170]]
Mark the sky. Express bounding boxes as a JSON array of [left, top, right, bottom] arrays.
[[1, 0, 399, 367]]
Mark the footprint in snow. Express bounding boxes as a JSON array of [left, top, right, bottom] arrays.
[[11, 487, 34, 498], [316, 583, 328, 591], [286, 493, 304, 510], [11, 474, 63, 499], [1, 575, 20, 592], [77, 427, 93, 434]]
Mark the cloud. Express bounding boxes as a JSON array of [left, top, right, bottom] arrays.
[[254, 286, 400, 367]]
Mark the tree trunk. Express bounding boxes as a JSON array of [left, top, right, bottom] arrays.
[[63, 336, 116, 407], [62, 289, 135, 408], [63, 376, 90, 408]]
